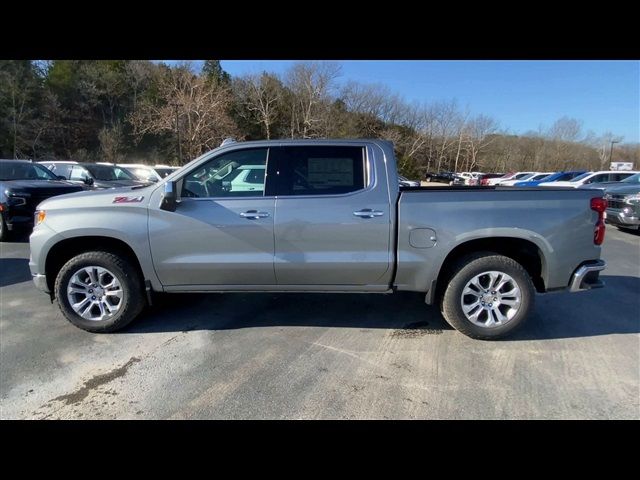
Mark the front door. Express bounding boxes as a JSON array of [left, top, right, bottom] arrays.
[[268, 145, 392, 286], [148, 147, 276, 287]]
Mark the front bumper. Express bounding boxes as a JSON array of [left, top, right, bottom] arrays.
[[569, 260, 606, 292], [605, 208, 640, 229]]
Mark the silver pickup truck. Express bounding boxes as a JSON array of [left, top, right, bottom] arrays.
[[29, 139, 607, 339]]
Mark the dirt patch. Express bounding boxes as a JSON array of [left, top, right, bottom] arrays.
[[50, 357, 141, 406], [390, 321, 442, 338]]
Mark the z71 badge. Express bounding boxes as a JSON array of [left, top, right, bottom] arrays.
[[112, 196, 144, 203]]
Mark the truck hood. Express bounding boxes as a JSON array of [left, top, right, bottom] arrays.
[[602, 184, 640, 195], [580, 182, 628, 190], [37, 184, 156, 210], [1, 179, 84, 195], [93, 179, 148, 188], [540, 181, 578, 187]]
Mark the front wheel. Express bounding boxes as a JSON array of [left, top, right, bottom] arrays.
[[0, 212, 9, 242], [54, 251, 146, 333], [440, 253, 535, 340]]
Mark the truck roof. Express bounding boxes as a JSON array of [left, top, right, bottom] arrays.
[[216, 138, 392, 148]]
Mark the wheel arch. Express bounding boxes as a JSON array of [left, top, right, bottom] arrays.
[[432, 236, 548, 305], [45, 236, 147, 295]]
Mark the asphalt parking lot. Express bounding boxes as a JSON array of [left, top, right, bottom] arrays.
[[1, 228, 638, 419]]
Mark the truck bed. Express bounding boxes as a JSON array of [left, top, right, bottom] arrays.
[[394, 186, 604, 294]]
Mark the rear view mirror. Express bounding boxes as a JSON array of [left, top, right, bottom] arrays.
[[160, 181, 177, 212]]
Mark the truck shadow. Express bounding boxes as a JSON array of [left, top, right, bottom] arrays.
[[0, 258, 32, 287], [129, 275, 640, 341], [0, 232, 30, 243]]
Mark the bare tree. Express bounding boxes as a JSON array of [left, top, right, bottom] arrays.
[[465, 114, 499, 171], [284, 61, 341, 138], [98, 122, 125, 163], [129, 63, 238, 162], [234, 73, 284, 139]]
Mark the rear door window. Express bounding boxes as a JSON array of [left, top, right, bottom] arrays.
[[268, 146, 366, 196]]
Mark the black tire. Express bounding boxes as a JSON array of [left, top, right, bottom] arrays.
[[0, 212, 9, 242], [54, 251, 145, 333], [440, 253, 535, 340]]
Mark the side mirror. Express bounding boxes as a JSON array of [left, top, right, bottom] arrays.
[[160, 181, 177, 212], [56, 175, 67, 180], [84, 176, 94, 186]]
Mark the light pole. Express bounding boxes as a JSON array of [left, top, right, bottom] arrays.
[[170, 101, 182, 164], [608, 140, 620, 166]]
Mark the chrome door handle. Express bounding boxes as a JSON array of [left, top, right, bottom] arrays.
[[353, 209, 385, 218], [240, 210, 270, 219]]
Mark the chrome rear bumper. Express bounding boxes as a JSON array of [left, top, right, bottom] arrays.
[[569, 260, 606, 292]]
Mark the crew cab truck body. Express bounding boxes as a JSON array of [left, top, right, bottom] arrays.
[[29, 139, 607, 339]]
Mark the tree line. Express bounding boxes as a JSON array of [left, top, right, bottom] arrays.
[[1, 60, 638, 178]]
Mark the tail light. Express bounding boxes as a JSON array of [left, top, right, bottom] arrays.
[[591, 197, 607, 245]]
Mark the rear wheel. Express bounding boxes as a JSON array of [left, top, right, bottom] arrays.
[[440, 253, 535, 340], [54, 251, 145, 333]]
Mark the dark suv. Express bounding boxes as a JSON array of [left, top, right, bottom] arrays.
[[0, 160, 83, 240], [424, 171, 464, 185]]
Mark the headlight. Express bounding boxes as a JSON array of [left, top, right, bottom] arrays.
[[34, 210, 46, 226], [6, 193, 28, 206], [625, 194, 640, 204]]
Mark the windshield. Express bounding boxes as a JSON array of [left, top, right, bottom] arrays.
[[570, 172, 593, 182], [0, 161, 57, 181], [154, 168, 177, 178], [514, 173, 534, 180], [531, 173, 552, 181], [85, 165, 135, 181], [127, 167, 157, 181], [621, 173, 640, 183]]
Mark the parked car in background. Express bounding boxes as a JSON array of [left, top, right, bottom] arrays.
[[39, 160, 78, 181], [117, 163, 162, 183], [514, 171, 586, 187], [479, 173, 506, 186], [459, 172, 485, 185], [540, 171, 639, 188], [597, 173, 639, 231], [0, 160, 83, 241], [154, 165, 180, 178], [424, 171, 464, 185], [497, 172, 538, 186], [398, 174, 420, 187], [485, 172, 515, 185], [512, 172, 554, 186], [62, 163, 146, 189]]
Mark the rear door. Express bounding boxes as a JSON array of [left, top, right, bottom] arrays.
[[269, 144, 392, 286]]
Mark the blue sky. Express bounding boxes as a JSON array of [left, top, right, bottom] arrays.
[[171, 60, 640, 142]]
